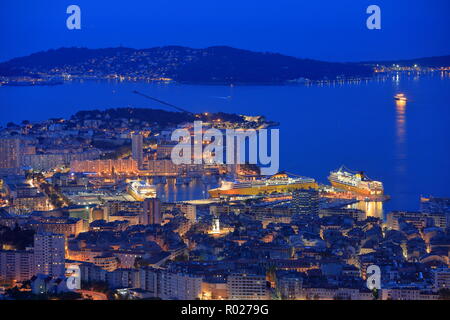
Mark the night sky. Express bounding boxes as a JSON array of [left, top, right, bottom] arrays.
[[1, 0, 449, 62]]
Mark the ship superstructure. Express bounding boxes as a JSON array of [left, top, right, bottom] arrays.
[[208, 172, 318, 198], [328, 166, 383, 196]]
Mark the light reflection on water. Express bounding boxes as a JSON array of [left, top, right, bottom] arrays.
[[154, 178, 219, 202], [395, 99, 407, 174], [348, 201, 384, 220], [1, 75, 449, 210]]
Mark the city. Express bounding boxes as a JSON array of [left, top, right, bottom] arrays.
[[0, 1, 449, 313], [1, 104, 449, 301]]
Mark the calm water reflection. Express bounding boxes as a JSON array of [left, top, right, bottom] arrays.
[[155, 178, 218, 203], [348, 201, 384, 219], [1, 75, 449, 211]]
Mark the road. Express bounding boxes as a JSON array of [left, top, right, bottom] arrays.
[[77, 290, 108, 300]]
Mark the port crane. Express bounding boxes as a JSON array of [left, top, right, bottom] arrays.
[[132, 90, 193, 114]]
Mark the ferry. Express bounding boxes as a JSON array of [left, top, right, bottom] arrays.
[[208, 172, 318, 198], [328, 166, 384, 196], [394, 93, 407, 102]]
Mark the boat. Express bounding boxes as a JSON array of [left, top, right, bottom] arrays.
[[208, 172, 318, 198], [328, 166, 384, 196], [127, 180, 156, 200], [394, 93, 407, 102]]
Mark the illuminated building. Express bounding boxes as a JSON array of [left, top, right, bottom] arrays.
[[156, 142, 176, 160], [0, 137, 21, 173], [139, 267, 203, 300], [109, 211, 140, 226], [299, 287, 372, 300], [0, 249, 35, 283], [291, 189, 319, 215], [141, 159, 179, 176], [106, 268, 139, 289], [34, 232, 65, 277], [386, 211, 429, 231], [132, 133, 144, 169], [140, 198, 162, 225], [277, 273, 303, 300], [71, 158, 138, 175], [201, 280, 228, 300], [27, 217, 85, 238], [91, 207, 104, 221], [210, 204, 294, 216], [93, 253, 119, 272], [103, 200, 143, 220], [10, 194, 52, 214], [67, 248, 104, 264], [433, 268, 450, 291], [6, 183, 38, 198], [5, 181, 52, 214], [21, 149, 101, 171], [381, 288, 438, 300], [211, 217, 220, 234], [227, 274, 268, 300], [207, 216, 233, 237], [176, 203, 197, 222]]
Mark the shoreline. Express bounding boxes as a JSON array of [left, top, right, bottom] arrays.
[[3, 70, 448, 88]]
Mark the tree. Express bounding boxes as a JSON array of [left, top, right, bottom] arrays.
[[372, 288, 379, 300]]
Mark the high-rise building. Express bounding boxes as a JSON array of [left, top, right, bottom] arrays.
[[140, 198, 162, 225], [0, 249, 35, 283], [132, 133, 144, 169], [34, 232, 65, 277], [291, 189, 319, 215], [0, 137, 21, 173]]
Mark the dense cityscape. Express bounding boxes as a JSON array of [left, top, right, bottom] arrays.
[[1, 1, 450, 309], [0, 103, 449, 301]]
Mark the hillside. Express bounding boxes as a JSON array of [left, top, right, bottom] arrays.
[[0, 46, 373, 84]]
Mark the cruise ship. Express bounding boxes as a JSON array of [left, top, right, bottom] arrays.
[[208, 172, 318, 198], [328, 166, 384, 196]]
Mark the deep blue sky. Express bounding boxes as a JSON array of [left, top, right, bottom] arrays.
[[1, 0, 449, 62]]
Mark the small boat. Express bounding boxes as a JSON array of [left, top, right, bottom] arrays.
[[394, 93, 407, 102]]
